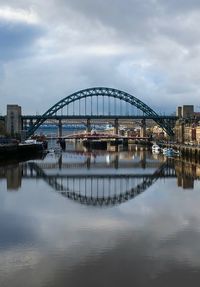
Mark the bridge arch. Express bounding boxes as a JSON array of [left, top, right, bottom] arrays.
[[27, 87, 174, 138]]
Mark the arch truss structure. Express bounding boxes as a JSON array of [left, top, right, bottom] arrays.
[[27, 87, 174, 138]]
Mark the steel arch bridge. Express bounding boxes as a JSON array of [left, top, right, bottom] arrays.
[[26, 87, 174, 138]]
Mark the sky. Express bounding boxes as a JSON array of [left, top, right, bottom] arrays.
[[1, 0, 200, 115]]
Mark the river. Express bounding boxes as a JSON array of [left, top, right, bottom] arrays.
[[0, 142, 200, 287]]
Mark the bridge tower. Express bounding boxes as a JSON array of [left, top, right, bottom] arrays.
[[6, 105, 22, 136], [86, 119, 91, 133], [114, 118, 119, 135], [58, 119, 62, 137]]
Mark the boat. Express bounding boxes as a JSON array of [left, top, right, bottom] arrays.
[[163, 147, 174, 156], [152, 144, 161, 153], [104, 124, 114, 132], [162, 147, 168, 154], [24, 139, 37, 144], [162, 147, 180, 157]]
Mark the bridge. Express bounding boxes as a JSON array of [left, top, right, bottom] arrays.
[[15, 87, 177, 139], [47, 132, 149, 142]]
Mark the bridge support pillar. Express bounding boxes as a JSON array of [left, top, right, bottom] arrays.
[[114, 118, 119, 135], [58, 119, 62, 137], [20, 119, 27, 142], [140, 119, 146, 137], [24, 119, 27, 130], [86, 119, 91, 133], [29, 119, 33, 129]]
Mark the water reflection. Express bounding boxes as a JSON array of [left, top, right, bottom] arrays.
[[1, 149, 199, 205], [1, 148, 200, 286]]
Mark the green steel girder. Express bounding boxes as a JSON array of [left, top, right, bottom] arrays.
[[27, 87, 174, 138]]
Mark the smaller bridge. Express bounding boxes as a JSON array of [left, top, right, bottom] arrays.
[[47, 132, 149, 140]]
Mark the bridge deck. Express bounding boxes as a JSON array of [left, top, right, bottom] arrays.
[[21, 115, 178, 120]]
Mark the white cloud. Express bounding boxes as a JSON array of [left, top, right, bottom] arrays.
[[0, 5, 39, 24]]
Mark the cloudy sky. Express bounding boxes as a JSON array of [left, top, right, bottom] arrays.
[[1, 0, 200, 115]]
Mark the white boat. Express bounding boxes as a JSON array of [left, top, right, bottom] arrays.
[[105, 124, 114, 131], [163, 147, 174, 155], [24, 139, 37, 144], [152, 144, 161, 153], [162, 147, 168, 154], [162, 147, 180, 157]]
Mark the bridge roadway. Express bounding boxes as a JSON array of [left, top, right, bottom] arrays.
[[21, 115, 178, 120], [0, 114, 178, 122], [21, 115, 177, 138]]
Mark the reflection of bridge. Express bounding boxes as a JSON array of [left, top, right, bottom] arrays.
[[21, 87, 176, 138], [21, 160, 176, 206], [1, 152, 199, 197], [30, 154, 165, 170]]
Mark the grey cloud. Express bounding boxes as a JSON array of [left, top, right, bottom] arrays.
[[54, 0, 200, 46], [159, 0, 200, 13], [0, 0, 200, 114], [0, 21, 45, 60]]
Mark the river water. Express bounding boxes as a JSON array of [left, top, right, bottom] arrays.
[[0, 142, 200, 287]]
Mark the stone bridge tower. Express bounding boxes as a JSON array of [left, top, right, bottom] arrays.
[[6, 105, 22, 136]]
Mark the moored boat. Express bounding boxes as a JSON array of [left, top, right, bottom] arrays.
[[162, 147, 180, 157], [152, 144, 161, 153]]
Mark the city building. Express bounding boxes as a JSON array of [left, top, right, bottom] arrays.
[[152, 125, 166, 140], [174, 120, 200, 144], [174, 105, 200, 144], [176, 105, 194, 118]]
